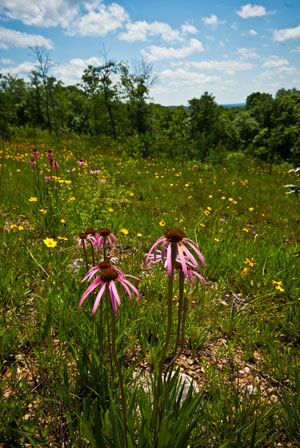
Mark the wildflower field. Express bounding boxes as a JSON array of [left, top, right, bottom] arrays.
[[1, 137, 300, 447]]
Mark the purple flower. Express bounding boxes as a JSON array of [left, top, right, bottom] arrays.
[[45, 175, 51, 181], [91, 227, 117, 251], [67, 168, 76, 173], [82, 259, 123, 283], [47, 150, 54, 160], [97, 178, 107, 183], [30, 159, 36, 168], [145, 227, 205, 278], [77, 160, 85, 166], [33, 150, 40, 159], [54, 162, 60, 169], [90, 169, 102, 175], [79, 267, 140, 315], [174, 261, 205, 285]]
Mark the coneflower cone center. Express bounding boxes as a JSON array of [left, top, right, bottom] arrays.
[[79, 232, 87, 239], [100, 268, 118, 282], [98, 260, 111, 270], [99, 227, 111, 237], [86, 228, 96, 235], [165, 227, 184, 242], [175, 261, 183, 270]]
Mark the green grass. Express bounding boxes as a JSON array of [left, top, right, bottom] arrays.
[[0, 137, 299, 447]]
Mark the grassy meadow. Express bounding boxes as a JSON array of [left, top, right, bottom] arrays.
[[0, 137, 300, 447]]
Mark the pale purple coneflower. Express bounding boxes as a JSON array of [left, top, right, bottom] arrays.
[[91, 227, 117, 252], [30, 159, 36, 168], [174, 261, 205, 285], [145, 227, 205, 278], [32, 150, 40, 159], [67, 168, 76, 173], [77, 160, 85, 166], [47, 150, 54, 160], [97, 178, 107, 183], [90, 169, 102, 175], [79, 267, 140, 315], [81, 259, 123, 283], [45, 175, 51, 181]]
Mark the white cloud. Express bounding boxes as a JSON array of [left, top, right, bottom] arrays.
[[248, 29, 258, 35], [0, 58, 14, 65], [237, 48, 259, 59], [237, 4, 269, 19], [291, 45, 300, 53], [158, 68, 220, 87], [118, 20, 196, 43], [262, 56, 289, 67], [273, 24, 300, 42], [68, 3, 128, 36], [0, 0, 81, 28], [202, 14, 225, 28], [0, 26, 53, 50], [188, 60, 254, 75], [141, 39, 204, 62], [1, 61, 36, 78]]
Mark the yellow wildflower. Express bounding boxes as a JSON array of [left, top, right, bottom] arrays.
[[245, 258, 254, 267], [241, 267, 248, 276], [39, 209, 47, 214], [120, 228, 129, 235], [242, 228, 249, 232], [249, 207, 254, 212], [28, 197, 38, 202], [10, 224, 17, 229], [69, 197, 76, 201], [43, 238, 57, 248], [136, 232, 142, 237], [159, 219, 166, 226], [108, 208, 114, 212], [57, 236, 68, 241], [61, 218, 67, 224]]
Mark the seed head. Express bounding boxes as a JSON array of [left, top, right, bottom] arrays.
[[165, 227, 184, 242], [99, 227, 111, 237], [79, 232, 87, 239], [98, 260, 111, 270], [85, 228, 96, 235], [100, 268, 119, 282]]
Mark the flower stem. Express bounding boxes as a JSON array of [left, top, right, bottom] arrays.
[[153, 242, 177, 439], [110, 301, 128, 448], [175, 270, 185, 353]]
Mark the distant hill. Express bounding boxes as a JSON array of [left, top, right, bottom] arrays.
[[168, 103, 245, 110]]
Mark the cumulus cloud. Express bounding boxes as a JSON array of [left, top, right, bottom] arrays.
[[141, 39, 204, 62], [1, 61, 36, 78], [273, 24, 300, 42], [188, 60, 254, 75], [237, 48, 260, 59], [118, 20, 197, 43], [0, 0, 81, 28], [202, 14, 225, 28], [159, 68, 220, 87], [236, 4, 269, 19], [0, 26, 53, 50], [248, 29, 258, 35], [67, 2, 128, 36], [0, 58, 14, 65], [262, 56, 289, 67]]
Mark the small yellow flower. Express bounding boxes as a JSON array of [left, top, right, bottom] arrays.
[[228, 197, 233, 202], [69, 197, 76, 201], [221, 196, 226, 200], [28, 197, 38, 202], [18, 226, 24, 230], [272, 280, 283, 286], [129, 192, 134, 196], [10, 224, 17, 229], [242, 228, 249, 232], [57, 236, 68, 240], [241, 267, 248, 276], [209, 195, 213, 198], [199, 223, 205, 227], [207, 206, 212, 211], [43, 238, 57, 248], [188, 195, 193, 199], [245, 258, 254, 267], [61, 218, 67, 224], [275, 285, 285, 292], [203, 210, 210, 216], [108, 208, 114, 212], [233, 200, 238, 204], [249, 207, 254, 212], [214, 238, 220, 242], [159, 219, 166, 226], [170, 183, 174, 186], [184, 183, 189, 187], [136, 232, 142, 237], [39, 209, 47, 214], [120, 228, 129, 235]]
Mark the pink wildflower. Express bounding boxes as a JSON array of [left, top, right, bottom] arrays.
[[30, 159, 36, 168], [77, 160, 85, 166], [45, 175, 51, 181], [79, 267, 140, 316], [81, 259, 123, 283], [145, 227, 205, 278], [47, 150, 54, 160], [174, 261, 205, 285], [98, 178, 107, 183], [91, 227, 117, 251], [33, 150, 40, 158]]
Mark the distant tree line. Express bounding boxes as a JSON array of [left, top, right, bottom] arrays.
[[1, 50, 299, 164]]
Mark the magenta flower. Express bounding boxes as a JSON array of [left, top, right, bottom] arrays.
[[79, 267, 140, 315], [174, 261, 205, 285], [30, 159, 36, 168], [97, 178, 107, 183], [145, 227, 205, 278], [47, 150, 54, 160], [77, 160, 85, 166], [82, 259, 123, 283], [45, 175, 51, 181], [90, 169, 102, 175], [32, 150, 40, 158], [91, 227, 117, 251], [67, 168, 76, 173]]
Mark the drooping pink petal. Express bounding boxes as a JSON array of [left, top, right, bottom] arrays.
[[161, 239, 167, 263], [81, 266, 100, 282], [183, 239, 206, 266], [109, 282, 119, 315], [167, 243, 173, 277], [92, 283, 106, 315], [177, 243, 188, 278], [180, 243, 200, 270], [107, 236, 113, 250], [121, 274, 141, 282], [191, 271, 206, 284], [119, 280, 133, 302], [79, 277, 102, 310], [110, 232, 117, 246], [145, 236, 165, 266], [120, 278, 140, 299]]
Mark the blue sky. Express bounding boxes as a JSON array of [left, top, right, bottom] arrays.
[[0, 0, 300, 105]]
